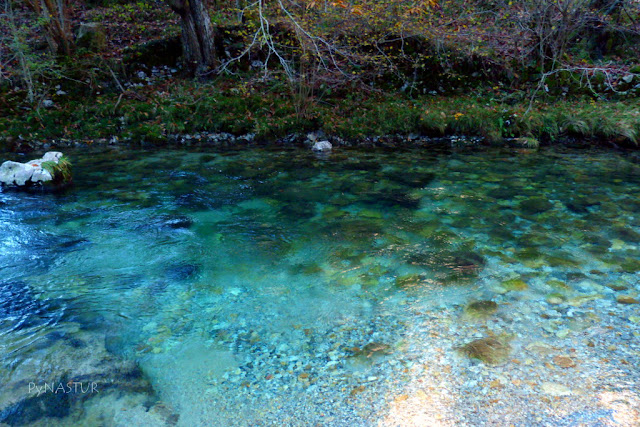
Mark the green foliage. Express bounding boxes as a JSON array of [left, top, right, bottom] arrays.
[[42, 155, 72, 184], [1, 77, 639, 146]]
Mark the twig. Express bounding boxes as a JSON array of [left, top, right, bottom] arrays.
[[107, 63, 125, 93]]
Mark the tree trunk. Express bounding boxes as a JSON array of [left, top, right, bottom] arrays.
[[24, 0, 74, 56], [167, 0, 217, 74]]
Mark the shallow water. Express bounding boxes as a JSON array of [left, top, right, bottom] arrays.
[[1, 145, 639, 425]]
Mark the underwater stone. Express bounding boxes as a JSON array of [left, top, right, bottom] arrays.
[[164, 263, 200, 281], [545, 293, 565, 305], [464, 300, 498, 317], [565, 196, 599, 214], [500, 278, 528, 291], [161, 215, 193, 229], [354, 342, 392, 358], [619, 258, 640, 273], [518, 197, 553, 215], [394, 274, 422, 289], [612, 226, 640, 242], [541, 382, 573, 396], [605, 281, 629, 291], [616, 295, 639, 304], [358, 209, 383, 219], [459, 337, 511, 365], [384, 170, 435, 189]]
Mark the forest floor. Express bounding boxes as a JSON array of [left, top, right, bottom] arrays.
[[1, 0, 640, 150]]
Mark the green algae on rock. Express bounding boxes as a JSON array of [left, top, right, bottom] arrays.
[[616, 295, 639, 304], [464, 300, 498, 318], [518, 197, 553, 215], [500, 278, 529, 292]]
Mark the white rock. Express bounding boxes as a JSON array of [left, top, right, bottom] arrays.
[[0, 151, 66, 188], [312, 140, 332, 152], [0, 161, 34, 186], [622, 74, 634, 84], [42, 99, 54, 108], [31, 167, 53, 183], [42, 151, 63, 162]]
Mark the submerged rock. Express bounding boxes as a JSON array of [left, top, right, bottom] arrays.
[[0, 152, 71, 190], [459, 337, 511, 365], [0, 323, 172, 426], [500, 278, 528, 292], [546, 293, 566, 305], [394, 274, 422, 289], [406, 249, 486, 284], [616, 295, 639, 304], [165, 263, 201, 281], [541, 382, 573, 396], [464, 300, 498, 317], [354, 342, 392, 358], [518, 197, 552, 215]]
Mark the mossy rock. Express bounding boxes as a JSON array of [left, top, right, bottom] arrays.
[[565, 196, 599, 214], [358, 209, 383, 219], [322, 207, 349, 220], [290, 263, 323, 275], [326, 219, 384, 242], [619, 258, 640, 273], [616, 295, 639, 304], [353, 342, 392, 358], [395, 274, 422, 289], [518, 197, 553, 215], [544, 255, 580, 268], [546, 293, 566, 305], [487, 187, 521, 200], [547, 280, 570, 291], [605, 281, 629, 291], [358, 273, 379, 287], [612, 226, 640, 242], [331, 247, 367, 266], [459, 337, 511, 365], [515, 247, 543, 261], [384, 170, 436, 189], [76, 23, 107, 52], [501, 278, 528, 291], [464, 300, 498, 318]]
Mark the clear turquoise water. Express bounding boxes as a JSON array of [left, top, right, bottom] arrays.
[[1, 145, 639, 425]]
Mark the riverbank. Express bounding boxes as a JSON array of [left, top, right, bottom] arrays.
[[2, 77, 639, 152]]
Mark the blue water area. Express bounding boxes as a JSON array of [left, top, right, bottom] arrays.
[[0, 145, 639, 425]]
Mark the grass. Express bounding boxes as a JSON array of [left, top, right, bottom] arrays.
[[41, 155, 72, 184], [1, 77, 639, 148]]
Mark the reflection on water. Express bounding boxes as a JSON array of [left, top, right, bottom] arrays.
[[1, 145, 639, 425]]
